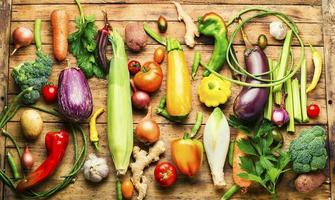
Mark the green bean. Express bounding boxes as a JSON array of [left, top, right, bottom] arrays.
[[143, 23, 166, 46], [7, 152, 21, 180], [191, 51, 201, 80], [190, 112, 203, 138]]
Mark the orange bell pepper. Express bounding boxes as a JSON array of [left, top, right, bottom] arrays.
[[171, 133, 203, 176]]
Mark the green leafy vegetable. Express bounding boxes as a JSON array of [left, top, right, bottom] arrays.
[[230, 116, 291, 199], [11, 20, 52, 105], [289, 126, 328, 173], [69, 0, 104, 78]]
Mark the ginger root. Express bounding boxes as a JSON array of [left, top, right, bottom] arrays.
[[130, 140, 166, 200], [173, 1, 199, 48]]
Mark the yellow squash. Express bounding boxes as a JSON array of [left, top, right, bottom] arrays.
[[166, 38, 192, 117]]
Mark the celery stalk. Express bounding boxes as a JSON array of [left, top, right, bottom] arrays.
[[292, 79, 302, 122], [273, 30, 293, 92], [264, 59, 273, 120], [285, 78, 295, 132], [300, 58, 309, 122], [272, 60, 282, 105]]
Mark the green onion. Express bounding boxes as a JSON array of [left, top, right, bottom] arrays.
[[292, 78, 302, 122], [300, 58, 309, 122]]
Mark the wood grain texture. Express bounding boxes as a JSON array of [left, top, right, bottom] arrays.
[[12, 0, 322, 6], [0, 0, 11, 199], [322, 0, 335, 198], [1, 1, 333, 200], [11, 4, 322, 23]]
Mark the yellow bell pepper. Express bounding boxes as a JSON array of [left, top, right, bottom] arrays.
[[171, 133, 203, 177], [198, 74, 231, 107], [166, 38, 192, 118]]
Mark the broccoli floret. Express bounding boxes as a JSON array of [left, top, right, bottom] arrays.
[[289, 126, 328, 173], [11, 51, 52, 105]]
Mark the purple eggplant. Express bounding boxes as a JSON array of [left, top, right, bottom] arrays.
[[233, 24, 269, 122], [57, 67, 93, 122]]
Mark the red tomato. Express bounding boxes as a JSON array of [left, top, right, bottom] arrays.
[[154, 162, 177, 187], [134, 61, 163, 93], [42, 84, 58, 103], [128, 60, 141, 75], [307, 104, 320, 118]]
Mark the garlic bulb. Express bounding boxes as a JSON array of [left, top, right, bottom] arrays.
[[83, 154, 109, 182], [269, 21, 287, 40]]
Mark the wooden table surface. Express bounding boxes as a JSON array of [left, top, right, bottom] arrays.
[[0, 0, 334, 199]]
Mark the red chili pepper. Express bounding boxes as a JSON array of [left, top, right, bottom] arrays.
[[16, 130, 69, 193]]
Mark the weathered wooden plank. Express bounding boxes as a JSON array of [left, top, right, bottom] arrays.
[[7, 45, 328, 125], [0, 0, 12, 198], [9, 21, 324, 46], [3, 122, 331, 200], [322, 0, 335, 198], [12, 0, 322, 6], [11, 4, 322, 23]]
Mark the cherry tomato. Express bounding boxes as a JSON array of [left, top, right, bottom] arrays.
[[121, 178, 134, 199], [128, 60, 141, 75], [153, 47, 166, 64], [154, 162, 177, 187], [42, 84, 58, 103], [134, 61, 163, 93], [307, 104, 320, 118]]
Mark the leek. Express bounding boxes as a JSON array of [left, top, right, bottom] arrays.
[[203, 108, 230, 187], [107, 31, 133, 175]]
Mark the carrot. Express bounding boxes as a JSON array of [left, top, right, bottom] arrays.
[[51, 10, 69, 61], [233, 132, 252, 188]]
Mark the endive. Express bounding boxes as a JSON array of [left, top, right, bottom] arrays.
[[203, 107, 230, 187], [107, 31, 133, 175]]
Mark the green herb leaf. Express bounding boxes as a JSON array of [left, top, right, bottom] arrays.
[[267, 168, 281, 184], [239, 157, 255, 174], [237, 139, 258, 156], [238, 173, 264, 185]]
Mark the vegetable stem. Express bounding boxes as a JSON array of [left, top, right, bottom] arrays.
[[292, 78, 302, 122], [34, 19, 42, 51], [75, 0, 85, 22], [264, 59, 273, 120], [273, 30, 293, 92], [190, 112, 203, 138], [221, 185, 240, 200], [191, 51, 201, 79], [300, 58, 309, 122], [7, 152, 21, 180], [143, 23, 166, 46], [285, 77, 295, 132]]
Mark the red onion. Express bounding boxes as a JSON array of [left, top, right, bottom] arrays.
[[130, 79, 150, 109], [272, 108, 289, 127], [11, 27, 33, 56], [22, 145, 34, 170]]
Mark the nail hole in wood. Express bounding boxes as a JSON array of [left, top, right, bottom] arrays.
[[328, 100, 333, 105], [0, 96, 4, 102]]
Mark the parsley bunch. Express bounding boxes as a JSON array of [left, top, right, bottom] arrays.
[[69, 0, 105, 78], [228, 117, 291, 199]]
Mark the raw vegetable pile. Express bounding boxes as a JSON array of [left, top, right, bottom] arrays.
[[1, 1, 329, 200]]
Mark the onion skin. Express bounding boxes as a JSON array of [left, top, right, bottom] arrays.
[[233, 46, 269, 122], [57, 67, 93, 122], [11, 27, 33, 55], [135, 107, 160, 144], [130, 79, 150, 109], [272, 107, 289, 127], [22, 146, 34, 170]]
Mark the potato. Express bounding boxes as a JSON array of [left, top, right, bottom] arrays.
[[125, 22, 147, 52], [294, 172, 326, 193], [20, 109, 43, 140]]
